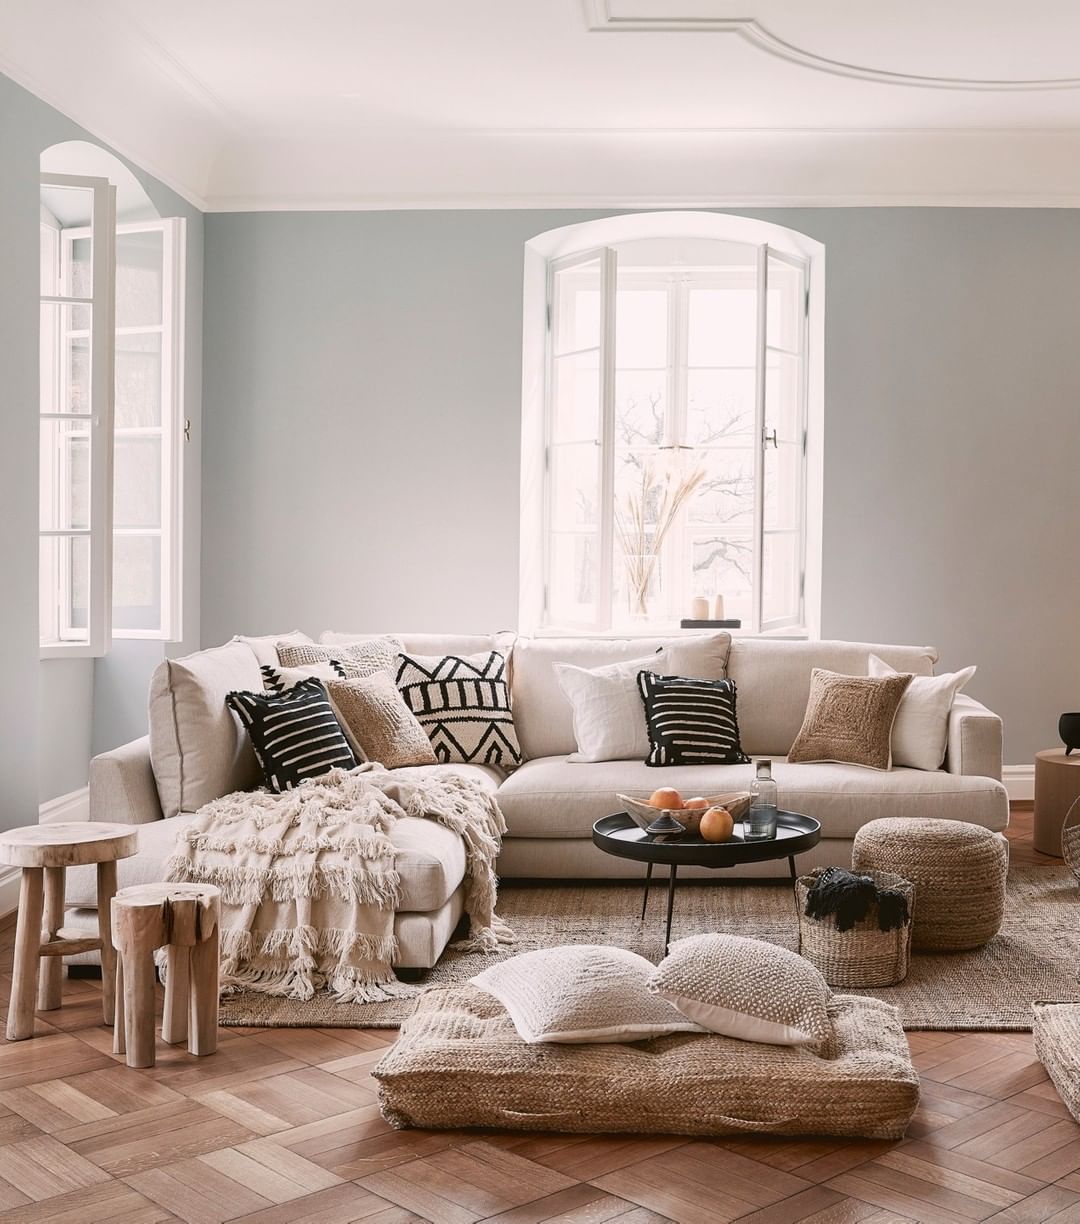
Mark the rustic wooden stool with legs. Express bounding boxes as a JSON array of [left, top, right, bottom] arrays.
[[111, 882, 221, 1069], [0, 823, 138, 1041]]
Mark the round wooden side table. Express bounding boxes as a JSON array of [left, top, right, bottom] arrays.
[[1034, 751, 1080, 856], [0, 823, 138, 1041]]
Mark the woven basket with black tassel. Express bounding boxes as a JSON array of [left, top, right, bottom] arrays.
[[796, 867, 914, 988]]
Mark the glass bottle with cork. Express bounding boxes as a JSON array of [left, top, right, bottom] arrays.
[[746, 759, 778, 840]]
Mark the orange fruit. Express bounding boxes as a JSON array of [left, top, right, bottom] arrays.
[[683, 796, 709, 810], [649, 787, 684, 810], [700, 806, 735, 843]]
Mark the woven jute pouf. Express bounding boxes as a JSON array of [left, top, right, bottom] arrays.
[[852, 818, 1008, 951], [1033, 1002, 1080, 1123], [374, 984, 920, 1140], [797, 868, 914, 988]]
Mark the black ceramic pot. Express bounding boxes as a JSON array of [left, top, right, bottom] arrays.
[[1061, 713, 1080, 756]]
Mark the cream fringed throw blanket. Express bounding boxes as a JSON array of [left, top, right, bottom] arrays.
[[164, 764, 510, 1003]]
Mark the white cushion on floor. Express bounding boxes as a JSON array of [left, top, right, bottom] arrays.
[[495, 755, 1008, 840]]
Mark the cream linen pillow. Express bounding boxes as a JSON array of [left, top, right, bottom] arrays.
[[471, 945, 702, 1044], [649, 933, 832, 1050], [555, 649, 671, 762], [868, 654, 976, 772]]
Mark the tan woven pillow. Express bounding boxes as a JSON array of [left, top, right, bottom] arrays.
[[326, 672, 436, 769], [649, 933, 832, 1050], [471, 945, 702, 1044], [787, 668, 913, 771], [277, 636, 401, 677]]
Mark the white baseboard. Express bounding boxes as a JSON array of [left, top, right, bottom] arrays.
[[0, 867, 20, 921], [38, 786, 90, 825], [1003, 765, 1035, 802]]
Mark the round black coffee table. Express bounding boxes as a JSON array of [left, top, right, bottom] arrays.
[[592, 810, 822, 952]]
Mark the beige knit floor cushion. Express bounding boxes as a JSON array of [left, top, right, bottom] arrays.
[[373, 984, 920, 1139], [852, 817, 1008, 951], [1033, 1002, 1080, 1123]]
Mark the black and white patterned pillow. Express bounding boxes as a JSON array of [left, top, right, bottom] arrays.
[[638, 671, 749, 767], [226, 677, 357, 792], [395, 650, 521, 768], [261, 662, 346, 693]]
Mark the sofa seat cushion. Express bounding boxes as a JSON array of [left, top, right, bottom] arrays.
[[67, 762, 498, 913], [373, 983, 919, 1140], [496, 755, 1008, 840]]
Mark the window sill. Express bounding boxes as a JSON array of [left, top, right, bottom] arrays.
[[40, 642, 104, 660], [529, 625, 811, 641]]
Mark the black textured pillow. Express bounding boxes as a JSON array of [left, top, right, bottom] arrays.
[[638, 671, 749, 767], [226, 677, 357, 792], [396, 650, 521, 767]]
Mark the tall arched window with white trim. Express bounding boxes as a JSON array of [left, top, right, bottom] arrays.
[[521, 213, 823, 637]]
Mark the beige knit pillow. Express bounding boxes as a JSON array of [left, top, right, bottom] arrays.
[[326, 673, 436, 769], [649, 933, 832, 1050], [787, 668, 913, 771], [278, 635, 401, 677], [471, 945, 702, 1044]]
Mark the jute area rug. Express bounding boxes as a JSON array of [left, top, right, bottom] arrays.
[[219, 861, 1080, 1032]]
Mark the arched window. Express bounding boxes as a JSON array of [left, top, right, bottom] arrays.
[[520, 212, 823, 637], [39, 141, 185, 655]]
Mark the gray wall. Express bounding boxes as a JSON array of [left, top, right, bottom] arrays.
[[203, 208, 1080, 766], [0, 71, 203, 816]]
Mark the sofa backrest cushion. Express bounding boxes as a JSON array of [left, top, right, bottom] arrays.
[[231, 630, 313, 668], [511, 634, 732, 761], [728, 638, 938, 757], [148, 640, 265, 819], [321, 630, 516, 658]]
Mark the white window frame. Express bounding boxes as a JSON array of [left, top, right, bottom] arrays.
[[39, 172, 116, 659], [522, 214, 821, 638]]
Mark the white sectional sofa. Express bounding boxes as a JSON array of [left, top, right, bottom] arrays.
[[73, 630, 1007, 970]]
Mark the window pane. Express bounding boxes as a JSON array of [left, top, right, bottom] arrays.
[[70, 235, 92, 299], [39, 421, 90, 531], [615, 289, 667, 369], [116, 332, 163, 428], [116, 230, 164, 328], [615, 370, 665, 446], [762, 531, 800, 624], [115, 436, 162, 529], [550, 442, 600, 530], [763, 441, 800, 532], [40, 304, 91, 414], [688, 288, 757, 366], [689, 533, 753, 625], [39, 534, 91, 639], [551, 351, 599, 442], [766, 256, 802, 354], [689, 449, 755, 528], [40, 223, 58, 295], [686, 370, 755, 445], [548, 532, 598, 625], [552, 261, 601, 356], [765, 350, 801, 442], [113, 534, 162, 632]]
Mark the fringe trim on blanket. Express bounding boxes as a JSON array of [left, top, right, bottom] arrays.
[[164, 855, 402, 909]]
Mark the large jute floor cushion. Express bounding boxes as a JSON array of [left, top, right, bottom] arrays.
[[852, 817, 1008, 951], [373, 984, 920, 1139], [1033, 1002, 1080, 1123]]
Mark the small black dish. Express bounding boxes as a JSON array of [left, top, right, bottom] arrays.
[[645, 813, 686, 837]]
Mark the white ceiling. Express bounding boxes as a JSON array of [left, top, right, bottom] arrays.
[[5, 0, 1080, 210]]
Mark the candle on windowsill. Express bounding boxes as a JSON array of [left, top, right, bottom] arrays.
[[713, 594, 725, 620], [690, 596, 710, 620]]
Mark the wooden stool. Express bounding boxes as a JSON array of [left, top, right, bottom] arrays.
[[0, 823, 138, 1041], [1034, 750, 1080, 856], [111, 883, 221, 1069]]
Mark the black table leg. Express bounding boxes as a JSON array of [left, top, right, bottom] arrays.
[[665, 865, 678, 954], [789, 856, 798, 889], [641, 861, 653, 920]]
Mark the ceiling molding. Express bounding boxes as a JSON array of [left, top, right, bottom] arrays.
[[0, 51, 209, 210], [581, 1, 1080, 92]]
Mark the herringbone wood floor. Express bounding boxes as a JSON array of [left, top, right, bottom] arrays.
[[0, 807, 1074, 1224]]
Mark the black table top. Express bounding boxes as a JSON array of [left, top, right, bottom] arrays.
[[592, 810, 821, 868]]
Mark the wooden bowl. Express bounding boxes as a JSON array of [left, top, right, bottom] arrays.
[[618, 792, 752, 835]]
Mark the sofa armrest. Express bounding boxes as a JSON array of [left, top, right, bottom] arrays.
[[944, 695, 1003, 781], [89, 736, 164, 825]]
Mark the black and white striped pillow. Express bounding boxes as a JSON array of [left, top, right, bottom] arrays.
[[226, 677, 357, 792], [638, 671, 749, 767]]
